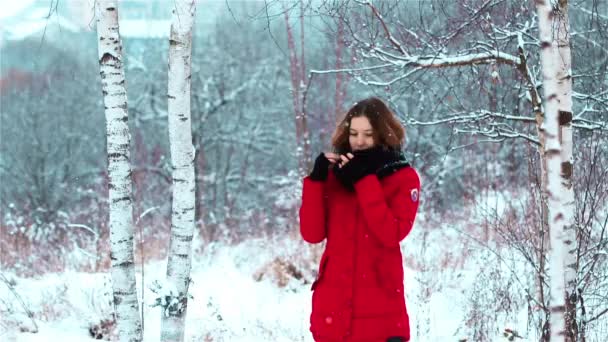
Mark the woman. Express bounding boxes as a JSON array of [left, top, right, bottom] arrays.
[[299, 97, 420, 342]]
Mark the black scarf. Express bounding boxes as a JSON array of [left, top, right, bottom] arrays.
[[333, 146, 410, 191]]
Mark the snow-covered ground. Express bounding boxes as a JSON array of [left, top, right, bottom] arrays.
[[1, 214, 539, 342], [4, 188, 606, 341]]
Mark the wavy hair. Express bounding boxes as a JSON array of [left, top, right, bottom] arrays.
[[331, 97, 405, 153]]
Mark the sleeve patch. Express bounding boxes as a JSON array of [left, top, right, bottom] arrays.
[[410, 189, 419, 202]]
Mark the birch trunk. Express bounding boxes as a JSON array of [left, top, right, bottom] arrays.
[[537, 0, 572, 340], [161, 1, 196, 341], [551, 2, 578, 340], [95, 1, 142, 341], [518, 33, 552, 338]]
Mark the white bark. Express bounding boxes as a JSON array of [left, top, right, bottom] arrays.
[[95, 1, 142, 341], [552, 1, 577, 339], [161, 1, 197, 341], [537, 0, 572, 340]]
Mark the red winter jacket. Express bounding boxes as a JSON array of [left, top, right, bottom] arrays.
[[300, 166, 421, 342]]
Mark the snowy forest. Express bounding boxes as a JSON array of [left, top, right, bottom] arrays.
[[0, 0, 607, 341]]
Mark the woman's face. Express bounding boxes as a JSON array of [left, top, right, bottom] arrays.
[[349, 116, 375, 151]]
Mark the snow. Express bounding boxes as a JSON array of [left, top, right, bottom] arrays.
[[1, 7, 80, 42], [9, 320, 94, 342], [2, 214, 541, 342], [0, 0, 36, 20], [119, 20, 170, 39]]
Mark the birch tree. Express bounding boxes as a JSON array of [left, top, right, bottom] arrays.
[[548, 1, 578, 339], [537, 0, 570, 338], [160, 1, 197, 341], [95, 0, 142, 341]]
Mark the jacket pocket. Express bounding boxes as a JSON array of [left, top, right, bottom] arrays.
[[311, 253, 329, 291]]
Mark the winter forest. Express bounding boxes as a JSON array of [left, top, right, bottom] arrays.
[[0, 0, 607, 341]]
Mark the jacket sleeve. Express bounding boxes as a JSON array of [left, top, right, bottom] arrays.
[[299, 177, 327, 243], [353, 168, 420, 247]]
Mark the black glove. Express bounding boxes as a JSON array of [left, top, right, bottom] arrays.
[[308, 153, 330, 181], [333, 153, 374, 188]]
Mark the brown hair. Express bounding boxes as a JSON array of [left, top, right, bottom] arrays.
[[331, 97, 405, 153]]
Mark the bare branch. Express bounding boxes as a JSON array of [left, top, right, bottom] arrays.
[[310, 63, 394, 75], [454, 126, 540, 145], [405, 110, 535, 126], [0, 273, 38, 333], [585, 307, 608, 325], [367, 48, 520, 69], [363, 0, 409, 56]]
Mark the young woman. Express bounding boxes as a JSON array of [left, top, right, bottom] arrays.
[[299, 97, 421, 342]]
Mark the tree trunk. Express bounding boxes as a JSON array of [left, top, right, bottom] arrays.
[[537, 0, 574, 340], [161, 1, 197, 341], [519, 32, 552, 340], [95, 1, 143, 341], [552, 2, 578, 341]]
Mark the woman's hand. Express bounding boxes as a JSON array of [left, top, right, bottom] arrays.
[[333, 152, 373, 188], [307, 152, 353, 181], [330, 152, 354, 168], [323, 152, 342, 164]]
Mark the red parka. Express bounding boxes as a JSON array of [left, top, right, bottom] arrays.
[[300, 166, 421, 342]]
